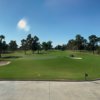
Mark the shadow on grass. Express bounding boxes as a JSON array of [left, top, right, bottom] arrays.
[[2, 56, 22, 59]]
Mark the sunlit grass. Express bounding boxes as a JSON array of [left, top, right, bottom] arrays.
[[0, 50, 100, 81]]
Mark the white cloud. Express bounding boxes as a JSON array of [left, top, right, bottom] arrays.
[[17, 18, 30, 32]]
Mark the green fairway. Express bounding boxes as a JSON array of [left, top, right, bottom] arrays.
[[0, 50, 100, 81]]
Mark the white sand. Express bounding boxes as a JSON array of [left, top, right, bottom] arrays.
[[0, 61, 11, 66], [70, 57, 83, 59]]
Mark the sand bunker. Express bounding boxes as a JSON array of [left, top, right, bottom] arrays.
[[71, 57, 82, 59], [0, 61, 11, 66], [69, 57, 82, 59]]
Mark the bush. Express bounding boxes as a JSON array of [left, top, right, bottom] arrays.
[[70, 54, 75, 57]]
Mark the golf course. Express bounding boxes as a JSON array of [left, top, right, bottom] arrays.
[[0, 50, 100, 81]]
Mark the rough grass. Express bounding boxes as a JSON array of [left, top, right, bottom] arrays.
[[0, 50, 100, 81]]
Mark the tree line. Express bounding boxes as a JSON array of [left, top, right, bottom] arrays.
[[55, 34, 100, 54], [20, 34, 52, 54], [0, 34, 100, 57], [0, 35, 18, 57], [0, 34, 53, 57], [67, 34, 100, 54]]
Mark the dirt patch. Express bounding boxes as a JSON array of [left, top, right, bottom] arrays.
[[0, 61, 11, 66]]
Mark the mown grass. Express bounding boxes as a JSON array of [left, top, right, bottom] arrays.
[[0, 50, 100, 81]]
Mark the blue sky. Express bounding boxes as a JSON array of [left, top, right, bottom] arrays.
[[0, 0, 100, 46]]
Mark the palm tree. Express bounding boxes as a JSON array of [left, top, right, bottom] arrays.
[[88, 35, 98, 54], [32, 36, 39, 53], [67, 39, 76, 50], [0, 35, 5, 57], [9, 40, 18, 51], [42, 42, 48, 51], [21, 39, 27, 54], [75, 34, 86, 51], [97, 37, 100, 54]]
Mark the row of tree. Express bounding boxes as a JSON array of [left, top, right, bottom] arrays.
[[0, 34, 53, 57], [0, 35, 18, 57], [20, 34, 52, 54], [66, 34, 100, 53], [0, 34, 100, 57]]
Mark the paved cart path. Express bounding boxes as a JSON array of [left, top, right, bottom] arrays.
[[0, 81, 100, 100]]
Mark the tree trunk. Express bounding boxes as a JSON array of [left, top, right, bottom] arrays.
[[93, 50, 94, 54], [93, 47, 95, 54], [0, 51, 2, 58], [0, 53, 1, 58], [24, 50, 26, 55], [37, 50, 39, 54], [0, 50, 2, 58], [32, 50, 34, 54]]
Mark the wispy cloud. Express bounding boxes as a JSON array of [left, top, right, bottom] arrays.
[[17, 18, 30, 32]]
